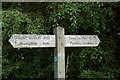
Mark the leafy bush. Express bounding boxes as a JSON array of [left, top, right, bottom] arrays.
[[2, 2, 120, 79], [80, 69, 114, 78], [2, 9, 46, 44]]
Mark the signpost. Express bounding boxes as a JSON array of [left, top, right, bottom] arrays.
[[9, 35, 100, 48], [9, 34, 55, 48], [9, 26, 100, 79]]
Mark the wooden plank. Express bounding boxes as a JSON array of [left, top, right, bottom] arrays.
[[9, 27, 100, 80], [65, 35, 100, 47], [9, 34, 100, 48], [9, 34, 55, 48], [54, 26, 65, 79]]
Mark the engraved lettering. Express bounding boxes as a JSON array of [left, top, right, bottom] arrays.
[[43, 42, 49, 45], [19, 42, 37, 45]]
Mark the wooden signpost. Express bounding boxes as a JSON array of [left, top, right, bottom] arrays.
[[9, 26, 100, 79]]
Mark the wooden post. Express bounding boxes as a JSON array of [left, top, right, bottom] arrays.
[[9, 27, 100, 79], [54, 26, 65, 80]]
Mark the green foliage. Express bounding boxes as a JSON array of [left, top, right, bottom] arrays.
[[2, 9, 46, 44], [2, 45, 54, 78], [79, 47, 116, 68], [80, 69, 114, 78], [47, 3, 117, 35], [2, 2, 120, 79]]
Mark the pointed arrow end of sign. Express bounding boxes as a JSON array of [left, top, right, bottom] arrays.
[[96, 37, 100, 46], [9, 34, 18, 48], [9, 37, 15, 48]]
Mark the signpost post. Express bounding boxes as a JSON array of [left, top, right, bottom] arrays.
[[54, 27, 65, 79], [9, 26, 100, 79]]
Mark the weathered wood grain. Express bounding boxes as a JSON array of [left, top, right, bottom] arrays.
[[54, 26, 65, 79]]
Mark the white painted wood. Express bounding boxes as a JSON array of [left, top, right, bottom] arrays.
[[9, 34, 55, 48], [9, 34, 100, 48], [9, 27, 100, 80], [65, 35, 100, 47], [54, 26, 65, 79]]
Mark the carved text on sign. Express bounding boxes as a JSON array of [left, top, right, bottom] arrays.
[[9, 34, 100, 48]]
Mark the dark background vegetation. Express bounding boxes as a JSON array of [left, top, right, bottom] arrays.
[[2, 2, 120, 79]]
